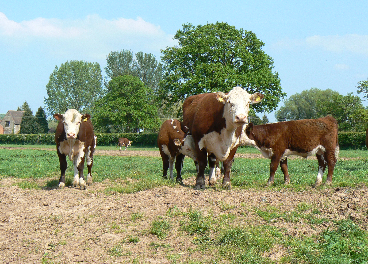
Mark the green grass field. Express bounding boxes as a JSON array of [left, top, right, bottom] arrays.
[[1, 145, 368, 263]]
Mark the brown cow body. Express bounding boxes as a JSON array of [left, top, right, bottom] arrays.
[[245, 116, 339, 186], [54, 109, 96, 189], [118, 137, 132, 150], [157, 119, 196, 183], [183, 86, 263, 189]]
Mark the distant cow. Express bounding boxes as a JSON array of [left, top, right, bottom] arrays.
[[118, 137, 132, 151], [183, 86, 264, 189], [54, 109, 96, 189], [157, 119, 197, 184], [245, 116, 339, 186]]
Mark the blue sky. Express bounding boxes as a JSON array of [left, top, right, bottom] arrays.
[[1, 0, 368, 121]]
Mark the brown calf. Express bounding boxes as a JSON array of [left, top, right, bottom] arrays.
[[118, 137, 132, 150], [245, 116, 339, 186]]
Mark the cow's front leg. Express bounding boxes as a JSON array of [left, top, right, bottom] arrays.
[[280, 158, 290, 184], [175, 154, 185, 185], [58, 151, 67, 188], [169, 157, 175, 180], [222, 147, 238, 189], [194, 149, 207, 190], [86, 147, 94, 186], [268, 154, 281, 185], [73, 152, 86, 189]]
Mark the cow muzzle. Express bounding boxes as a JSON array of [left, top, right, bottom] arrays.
[[67, 133, 77, 139], [234, 114, 247, 125]]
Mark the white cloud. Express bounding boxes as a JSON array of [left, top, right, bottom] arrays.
[[334, 64, 350, 70], [0, 12, 176, 60], [306, 34, 368, 56]]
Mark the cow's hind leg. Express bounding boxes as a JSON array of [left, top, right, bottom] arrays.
[[315, 153, 327, 187], [175, 154, 185, 185], [194, 149, 207, 190], [268, 154, 281, 185], [208, 153, 217, 186], [86, 146, 94, 186], [161, 153, 170, 179], [280, 158, 290, 184], [58, 151, 67, 188], [324, 150, 337, 185]]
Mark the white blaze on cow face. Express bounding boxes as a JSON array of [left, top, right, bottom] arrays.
[[60, 109, 83, 139], [217, 86, 264, 128]]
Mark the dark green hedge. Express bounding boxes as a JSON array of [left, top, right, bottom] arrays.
[[0, 133, 159, 147], [0, 132, 366, 149]]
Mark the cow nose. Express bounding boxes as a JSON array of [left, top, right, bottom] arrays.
[[235, 114, 247, 124], [67, 133, 76, 138]]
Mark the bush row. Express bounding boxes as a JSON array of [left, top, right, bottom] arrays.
[[0, 133, 159, 147], [0, 132, 366, 149]]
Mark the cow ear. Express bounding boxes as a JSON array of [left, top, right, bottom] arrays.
[[82, 114, 91, 122], [216, 92, 228, 104], [54, 114, 63, 121], [250, 93, 264, 104]]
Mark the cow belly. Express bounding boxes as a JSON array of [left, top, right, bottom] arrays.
[[198, 130, 235, 161], [59, 139, 85, 161], [161, 145, 172, 158]]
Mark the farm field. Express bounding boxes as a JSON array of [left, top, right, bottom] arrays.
[[1, 145, 368, 263]]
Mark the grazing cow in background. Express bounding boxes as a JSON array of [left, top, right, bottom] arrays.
[[245, 115, 339, 186], [118, 137, 132, 151], [54, 109, 96, 189], [183, 86, 264, 189], [157, 119, 197, 184]]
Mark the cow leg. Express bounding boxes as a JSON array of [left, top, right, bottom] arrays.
[[175, 154, 185, 185], [324, 150, 337, 185], [280, 158, 290, 184], [268, 154, 281, 185], [169, 157, 175, 180], [195, 149, 207, 190], [86, 146, 94, 186], [73, 150, 87, 190], [161, 154, 170, 179], [57, 150, 67, 188], [222, 147, 238, 189], [208, 153, 217, 186]]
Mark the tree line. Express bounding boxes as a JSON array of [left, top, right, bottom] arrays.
[[18, 22, 368, 134]]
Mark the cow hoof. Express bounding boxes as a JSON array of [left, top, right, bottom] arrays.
[[267, 181, 274, 186], [72, 179, 79, 187], [58, 182, 65, 188], [324, 180, 332, 186], [284, 180, 290, 185], [222, 182, 231, 190], [86, 177, 93, 186], [209, 179, 217, 186], [194, 184, 205, 190], [176, 178, 183, 185]]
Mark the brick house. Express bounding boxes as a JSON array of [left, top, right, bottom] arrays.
[[0, 111, 25, 134]]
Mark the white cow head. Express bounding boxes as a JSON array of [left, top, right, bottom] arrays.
[[54, 109, 90, 139], [217, 86, 264, 127]]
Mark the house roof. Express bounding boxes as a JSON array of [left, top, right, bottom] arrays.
[[6, 111, 25, 124]]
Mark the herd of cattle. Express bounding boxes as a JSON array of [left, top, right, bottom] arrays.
[[54, 86, 339, 190]]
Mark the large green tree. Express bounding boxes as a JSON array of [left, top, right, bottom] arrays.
[[357, 78, 368, 100], [160, 22, 285, 113], [44, 60, 103, 115], [93, 75, 159, 133]]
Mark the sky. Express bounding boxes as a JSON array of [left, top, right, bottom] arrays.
[[1, 0, 368, 122]]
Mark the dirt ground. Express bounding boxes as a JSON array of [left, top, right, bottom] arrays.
[[1, 149, 368, 263]]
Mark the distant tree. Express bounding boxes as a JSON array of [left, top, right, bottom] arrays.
[[276, 88, 368, 131], [261, 114, 269, 124], [105, 50, 163, 92], [357, 78, 368, 100], [160, 22, 285, 113], [44, 60, 103, 115], [35, 107, 49, 133], [19, 102, 40, 134], [93, 75, 160, 133]]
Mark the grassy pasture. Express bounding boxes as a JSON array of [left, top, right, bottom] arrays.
[[1, 145, 368, 263]]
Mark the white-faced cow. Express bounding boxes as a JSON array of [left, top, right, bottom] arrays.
[[54, 109, 96, 189], [183, 86, 264, 189], [118, 137, 132, 151], [245, 116, 339, 186], [157, 119, 197, 184]]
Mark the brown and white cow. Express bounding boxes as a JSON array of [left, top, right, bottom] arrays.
[[54, 109, 96, 189], [245, 115, 339, 186], [157, 119, 196, 183], [118, 137, 132, 151], [183, 86, 264, 189]]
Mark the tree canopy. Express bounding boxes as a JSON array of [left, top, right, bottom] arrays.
[[160, 22, 285, 113], [44, 60, 103, 115], [92, 75, 159, 133], [276, 88, 368, 131], [19, 102, 39, 134]]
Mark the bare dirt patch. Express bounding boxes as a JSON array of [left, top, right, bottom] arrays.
[[1, 148, 368, 263]]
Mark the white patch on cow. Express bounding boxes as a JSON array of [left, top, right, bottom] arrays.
[[79, 177, 86, 189], [173, 125, 177, 129], [257, 147, 274, 159], [86, 146, 93, 166], [59, 182, 65, 188], [316, 166, 324, 186], [282, 145, 326, 160], [171, 119, 174, 125], [208, 167, 217, 185], [198, 128, 237, 161], [179, 135, 197, 161], [161, 145, 171, 158], [169, 157, 175, 180], [62, 109, 83, 139]]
